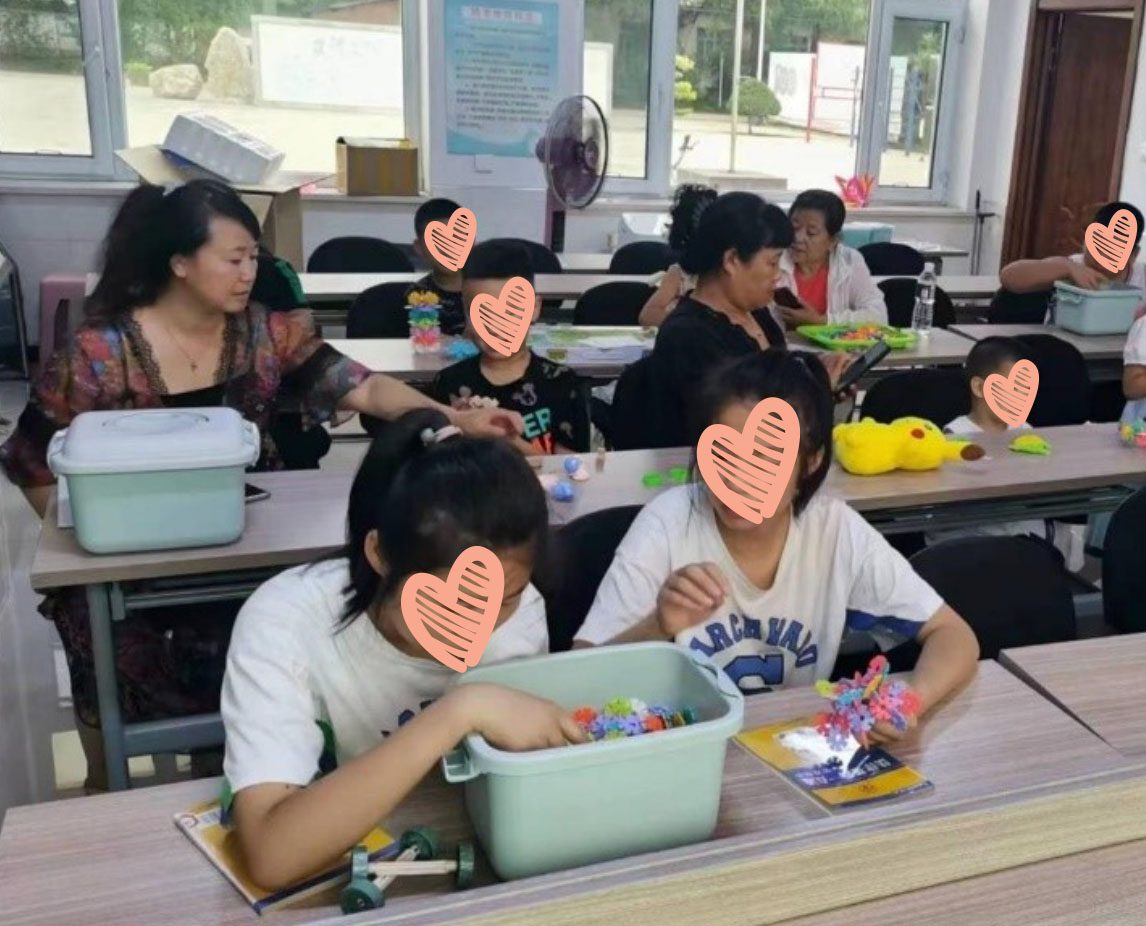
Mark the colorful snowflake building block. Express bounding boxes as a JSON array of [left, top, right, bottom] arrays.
[[572, 697, 697, 743], [814, 655, 921, 749]]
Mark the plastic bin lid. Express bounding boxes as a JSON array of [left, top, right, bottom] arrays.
[[1054, 280, 1143, 296], [48, 408, 259, 476]]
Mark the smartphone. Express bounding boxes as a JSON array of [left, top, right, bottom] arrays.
[[774, 287, 803, 310], [245, 483, 271, 504], [833, 339, 892, 396]]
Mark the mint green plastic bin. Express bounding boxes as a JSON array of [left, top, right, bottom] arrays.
[[1054, 281, 1142, 334], [441, 643, 744, 880]]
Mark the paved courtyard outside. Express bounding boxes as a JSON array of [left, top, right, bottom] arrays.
[[0, 69, 931, 193]]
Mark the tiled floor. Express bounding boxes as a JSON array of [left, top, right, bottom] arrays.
[[0, 384, 368, 825]]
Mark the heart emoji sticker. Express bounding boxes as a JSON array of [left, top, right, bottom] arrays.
[[424, 207, 477, 272], [696, 397, 801, 524], [401, 546, 505, 673], [469, 276, 536, 357], [983, 359, 1039, 428], [1084, 208, 1139, 274]]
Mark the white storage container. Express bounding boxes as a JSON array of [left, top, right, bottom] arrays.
[[162, 113, 285, 186], [48, 408, 260, 554]]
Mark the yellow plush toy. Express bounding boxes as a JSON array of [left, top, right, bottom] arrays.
[[832, 417, 985, 476]]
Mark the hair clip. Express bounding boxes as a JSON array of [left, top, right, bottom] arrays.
[[420, 425, 463, 446]]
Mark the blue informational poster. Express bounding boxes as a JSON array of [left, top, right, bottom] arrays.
[[443, 0, 559, 157]]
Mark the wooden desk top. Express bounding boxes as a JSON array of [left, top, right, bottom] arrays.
[[950, 323, 1127, 360], [539, 423, 1146, 525], [30, 424, 1145, 591], [778, 839, 1146, 926], [1000, 635, 1146, 759], [1, 663, 1139, 926]]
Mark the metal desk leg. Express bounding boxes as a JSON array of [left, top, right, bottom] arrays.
[[86, 583, 129, 791]]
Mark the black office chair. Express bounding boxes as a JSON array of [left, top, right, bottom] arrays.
[[1090, 380, 1127, 424], [484, 237, 562, 314], [910, 536, 1077, 660], [608, 241, 674, 275], [859, 369, 970, 428], [541, 506, 642, 651], [573, 282, 655, 326], [252, 253, 305, 310], [1013, 334, 1091, 426], [346, 282, 411, 339], [859, 242, 925, 276], [610, 355, 664, 450], [988, 288, 1053, 324], [1101, 486, 1146, 633], [307, 236, 415, 273], [877, 278, 956, 329]]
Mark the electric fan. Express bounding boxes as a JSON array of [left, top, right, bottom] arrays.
[[535, 94, 609, 252]]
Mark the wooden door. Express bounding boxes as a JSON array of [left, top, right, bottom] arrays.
[[1003, 7, 1142, 263]]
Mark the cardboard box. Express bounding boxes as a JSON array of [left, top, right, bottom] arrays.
[[163, 113, 285, 186], [116, 145, 324, 269], [336, 138, 419, 196]]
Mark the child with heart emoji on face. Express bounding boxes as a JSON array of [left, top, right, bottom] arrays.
[[575, 351, 979, 744], [220, 408, 585, 890]]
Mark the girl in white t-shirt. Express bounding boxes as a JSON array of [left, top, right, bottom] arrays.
[[575, 350, 979, 741], [221, 409, 585, 889]]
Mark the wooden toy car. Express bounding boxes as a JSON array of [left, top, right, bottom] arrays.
[[340, 827, 475, 913]]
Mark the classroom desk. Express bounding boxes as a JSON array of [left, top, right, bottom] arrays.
[[999, 634, 1146, 759], [2, 663, 1144, 926], [31, 424, 1145, 791], [327, 327, 656, 382], [538, 423, 1146, 531], [950, 323, 1126, 381]]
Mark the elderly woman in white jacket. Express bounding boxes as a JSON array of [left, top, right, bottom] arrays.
[[773, 189, 888, 328]]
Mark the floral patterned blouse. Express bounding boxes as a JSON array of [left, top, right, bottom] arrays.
[[0, 304, 371, 488]]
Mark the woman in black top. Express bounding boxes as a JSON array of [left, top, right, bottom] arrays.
[[646, 192, 850, 447]]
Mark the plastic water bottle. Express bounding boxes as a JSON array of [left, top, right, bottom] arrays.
[[912, 262, 937, 335]]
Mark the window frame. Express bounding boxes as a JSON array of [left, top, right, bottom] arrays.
[[0, 0, 119, 178], [858, 0, 968, 204]]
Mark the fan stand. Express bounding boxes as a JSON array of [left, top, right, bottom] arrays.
[[545, 189, 567, 253]]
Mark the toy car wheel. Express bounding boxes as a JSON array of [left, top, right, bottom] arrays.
[[350, 845, 370, 882], [340, 878, 384, 914], [455, 842, 476, 889], [400, 826, 440, 860]]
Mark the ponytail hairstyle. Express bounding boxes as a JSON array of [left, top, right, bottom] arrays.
[[667, 183, 718, 256], [86, 179, 262, 319], [338, 409, 549, 624]]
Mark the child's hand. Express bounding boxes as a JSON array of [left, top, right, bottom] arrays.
[[1065, 259, 1108, 290], [656, 563, 729, 637], [455, 683, 587, 751], [866, 714, 917, 746]]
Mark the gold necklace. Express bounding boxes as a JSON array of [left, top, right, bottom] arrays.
[[162, 318, 223, 373]]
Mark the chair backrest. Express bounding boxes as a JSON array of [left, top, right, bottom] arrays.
[[573, 281, 655, 326], [542, 505, 642, 651], [858, 242, 925, 276], [609, 241, 674, 275], [909, 536, 1076, 659], [988, 288, 1053, 324], [877, 278, 956, 328], [346, 282, 412, 339], [1013, 333, 1090, 426], [307, 236, 415, 273], [610, 354, 664, 449], [252, 254, 306, 311], [859, 368, 970, 427], [1101, 486, 1146, 632], [483, 237, 562, 274]]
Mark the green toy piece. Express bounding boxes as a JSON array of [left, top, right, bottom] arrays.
[[642, 472, 664, 488], [400, 826, 440, 860], [1009, 434, 1051, 456], [455, 842, 476, 889], [340, 878, 384, 913], [667, 466, 689, 484]]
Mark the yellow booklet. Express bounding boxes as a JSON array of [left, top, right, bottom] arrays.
[[737, 717, 932, 810], [174, 800, 395, 914]]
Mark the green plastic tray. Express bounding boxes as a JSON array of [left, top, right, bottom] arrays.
[[797, 323, 917, 351]]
